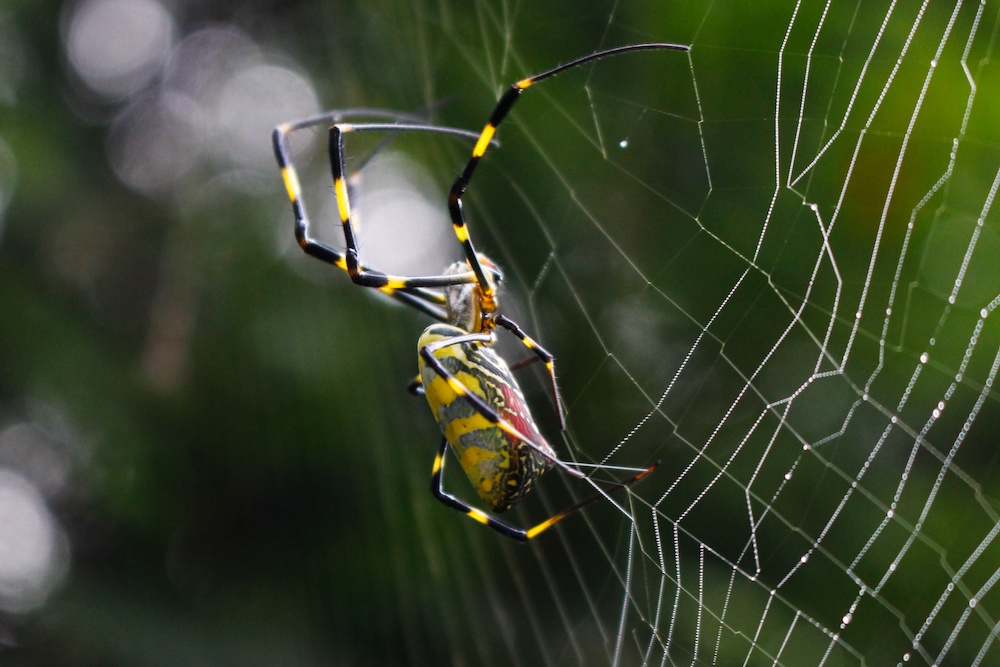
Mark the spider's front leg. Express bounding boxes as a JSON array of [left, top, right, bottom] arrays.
[[325, 123, 485, 290]]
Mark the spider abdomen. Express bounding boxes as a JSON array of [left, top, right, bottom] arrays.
[[418, 324, 556, 512]]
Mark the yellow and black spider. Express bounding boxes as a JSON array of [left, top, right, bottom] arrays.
[[272, 42, 687, 541]]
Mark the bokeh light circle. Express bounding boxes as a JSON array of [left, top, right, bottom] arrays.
[[65, 0, 174, 100]]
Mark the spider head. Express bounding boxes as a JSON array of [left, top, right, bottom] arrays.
[[443, 255, 503, 333]]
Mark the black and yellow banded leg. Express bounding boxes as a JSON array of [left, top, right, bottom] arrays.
[[494, 314, 566, 430], [412, 315, 564, 422], [272, 111, 492, 318], [272, 109, 441, 276], [445, 43, 690, 304], [431, 437, 660, 542], [419, 331, 569, 473], [273, 113, 449, 319], [325, 122, 500, 290], [431, 437, 532, 541], [412, 315, 563, 417]]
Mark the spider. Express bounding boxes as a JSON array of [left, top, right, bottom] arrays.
[[272, 42, 688, 541]]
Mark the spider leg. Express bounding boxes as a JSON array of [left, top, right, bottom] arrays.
[[411, 314, 563, 415], [273, 111, 492, 317], [431, 435, 659, 542], [419, 330, 577, 477], [327, 122, 499, 289], [387, 288, 448, 322], [430, 436, 529, 541], [494, 314, 565, 430], [446, 43, 690, 301]]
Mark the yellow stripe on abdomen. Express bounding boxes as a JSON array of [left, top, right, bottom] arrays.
[[443, 414, 495, 442]]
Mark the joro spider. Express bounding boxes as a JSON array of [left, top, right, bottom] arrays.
[[273, 42, 688, 541]]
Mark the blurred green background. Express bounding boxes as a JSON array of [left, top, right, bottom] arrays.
[[2, 0, 999, 665]]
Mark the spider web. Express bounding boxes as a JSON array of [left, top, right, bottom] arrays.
[[349, 2, 1000, 665], [22, 0, 999, 663]]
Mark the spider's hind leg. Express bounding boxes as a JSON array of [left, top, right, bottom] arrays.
[[430, 436, 659, 542]]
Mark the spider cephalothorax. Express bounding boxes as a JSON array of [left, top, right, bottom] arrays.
[[442, 256, 502, 333]]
